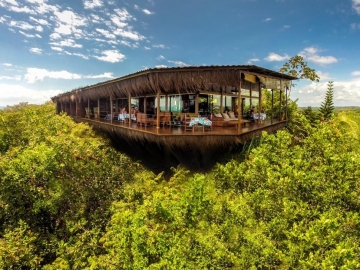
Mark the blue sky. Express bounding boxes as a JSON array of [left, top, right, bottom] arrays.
[[1, 0, 360, 107]]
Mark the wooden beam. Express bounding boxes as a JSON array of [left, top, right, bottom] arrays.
[[237, 72, 242, 132]]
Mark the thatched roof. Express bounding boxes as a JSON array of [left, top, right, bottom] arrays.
[[52, 65, 298, 103]]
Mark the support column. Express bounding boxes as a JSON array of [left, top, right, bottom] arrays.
[[258, 81, 262, 122], [220, 88, 223, 114], [165, 94, 169, 111], [237, 72, 242, 132], [97, 98, 100, 120], [156, 91, 160, 129], [128, 94, 131, 127], [110, 96, 113, 124], [195, 92, 199, 115]]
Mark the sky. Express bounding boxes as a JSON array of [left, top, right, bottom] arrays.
[[1, 0, 360, 108]]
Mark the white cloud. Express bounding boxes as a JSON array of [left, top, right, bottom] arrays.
[[84, 0, 103, 9], [29, 47, 42, 54], [2, 63, 13, 67], [352, 0, 360, 14], [247, 58, 260, 64], [316, 70, 331, 81], [168, 60, 189, 67], [25, 68, 82, 83], [0, 75, 21, 80], [155, 65, 167, 68], [96, 28, 116, 39], [8, 5, 34, 14], [113, 28, 144, 41], [0, 84, 64, 107], [351, 70, 360, 76], [157, 55, 165, 60], [9, 20, 42, 31], [63, 51, 89, 59], [299, 46, 338, 65], [142, 9, 154, 15], [24, 67, 114, 83], [264, 18, 272, 22], [19, 30, 41, 38], [0, 16, 8, 23], [29, 16, 51, 26], [153, 44, 167, 49], [85, 72, 114, 79], [53, 10, 87, 27], [295, 79, 360, 106], [93, 49, 125, 63], [49, 38, 82, 48], [144, 46, 151, 50], [264, 53, 290, 62], [51, 46, 63, 51], [282, 25, 290, 29]]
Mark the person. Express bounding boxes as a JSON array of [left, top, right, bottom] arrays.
[[131, 107, 137, 116], [250, 106, 256, 119], [121, 107, 127, 114]]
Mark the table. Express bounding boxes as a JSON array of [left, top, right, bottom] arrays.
[[118, 113, 136, 121], [189, 117, 212, 127], [253, 113, 266, 121]]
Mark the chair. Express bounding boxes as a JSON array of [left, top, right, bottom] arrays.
[[184, 114, 195, 132]]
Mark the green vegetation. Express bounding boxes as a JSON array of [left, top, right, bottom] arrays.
[[279, 55, 320, 83], [1, 103, 360, 269], [319, 81, 335, 120]]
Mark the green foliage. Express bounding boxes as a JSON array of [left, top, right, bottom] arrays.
[[319, 81, 335, 120], [302, 106, 320, 125], [0, 103, 142, 268], [261, 88, 298, 120], [279, 55, 320, 82], [1, 103, 360, 269]]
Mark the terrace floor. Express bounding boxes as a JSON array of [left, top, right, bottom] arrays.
[[74, 117, 287, 171], [82, 117, 285, 136]]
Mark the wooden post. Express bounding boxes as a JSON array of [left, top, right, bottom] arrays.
[[250, 82, 252, 109], [128, 94, 131, 127], [110, 96, 113, 124], [165, 94, 168, 111], [97, 98, 100, 120], [144, 96, 147, 114], [237, 72, 242, 132], [195, 92, 199, 115], [156, 91, 160, 128], [220, 88, 223, 114], [258, 80, 262, 123]]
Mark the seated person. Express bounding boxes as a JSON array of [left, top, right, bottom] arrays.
[[121, 107, 127, 114]]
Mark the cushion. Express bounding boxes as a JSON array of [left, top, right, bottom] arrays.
[[228, 111, 235, 118], [222, 112, 229, 119], [214, 113, 222, 118]]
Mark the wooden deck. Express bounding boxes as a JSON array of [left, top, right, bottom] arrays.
[[76, 117, 286, 148]]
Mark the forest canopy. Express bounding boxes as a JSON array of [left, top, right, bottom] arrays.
[[0, 103, 360, 269]]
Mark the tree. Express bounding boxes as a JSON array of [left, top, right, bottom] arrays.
[[302, 106, 319, 125], [319, 81, 335, 120], [279, 55, 320, 82]]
